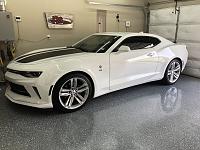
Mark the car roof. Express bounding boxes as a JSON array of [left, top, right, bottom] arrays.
[[94, 32, 132, 36], [94, 32, 173, 44], [96, 32, 156, 36], [94, 32, 159, 37]]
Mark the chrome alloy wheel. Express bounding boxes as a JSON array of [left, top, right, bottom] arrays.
[[167, 61, 181, 83], [59, 77, 89, 109]]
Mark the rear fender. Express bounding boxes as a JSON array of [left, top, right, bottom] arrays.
[[156, 44, 188, 78]]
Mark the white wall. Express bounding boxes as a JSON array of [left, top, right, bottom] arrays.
[[5, 0, 145, 56]]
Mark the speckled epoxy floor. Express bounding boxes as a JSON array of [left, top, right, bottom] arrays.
[[0, 75, 200, 150]]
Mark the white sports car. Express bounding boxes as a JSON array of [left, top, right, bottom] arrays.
[[5, 32, 188, 112]]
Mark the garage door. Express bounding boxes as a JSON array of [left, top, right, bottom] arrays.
[[149, 5, 200, 78]]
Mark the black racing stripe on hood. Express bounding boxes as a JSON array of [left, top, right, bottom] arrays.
[[17, 49, 83, 63], [16, 48, 67, 61]]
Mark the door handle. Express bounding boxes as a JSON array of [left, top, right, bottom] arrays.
[[147, 52, 155, 57]]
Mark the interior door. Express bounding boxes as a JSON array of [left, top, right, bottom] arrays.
[[109, 36, 160, 90], [97, 10, 106, 33]]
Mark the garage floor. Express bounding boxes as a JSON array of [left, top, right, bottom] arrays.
[[0, 75, 200, 150]]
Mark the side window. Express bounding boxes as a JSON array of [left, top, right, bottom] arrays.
[[114, 36, 161, 52]]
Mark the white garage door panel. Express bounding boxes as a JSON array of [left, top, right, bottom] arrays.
[[178, 5, 200, 77], [149, 26, 176, 40], [150, 8, 177, 25], [178, 25, 200, 42], [179, 5, 200, 24], [183, 43, 200, 76], [184, 67, 200, 78], [149, 8, 176, 41], [184, 43, 200, 60], [150, 5, 200, 78], [186, 59, 200, 69]]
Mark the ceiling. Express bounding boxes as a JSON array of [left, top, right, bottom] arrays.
[[148, 0, 195, 4]]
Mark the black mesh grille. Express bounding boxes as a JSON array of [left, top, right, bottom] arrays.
[[9, 82, 31, 97]]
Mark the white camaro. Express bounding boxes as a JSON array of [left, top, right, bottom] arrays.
[[5, 32, 188, 112]]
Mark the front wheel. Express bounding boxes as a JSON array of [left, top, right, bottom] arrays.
[[52, 73, 93, 112], [162, 59, 182, 85]]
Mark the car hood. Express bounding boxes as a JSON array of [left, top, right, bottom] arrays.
[[14, 47, 87, 64]]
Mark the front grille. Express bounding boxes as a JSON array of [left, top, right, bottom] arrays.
[[9, 82, 31, 97]]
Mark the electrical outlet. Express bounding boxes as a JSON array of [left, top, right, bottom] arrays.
[[125, 21, 131, 27], [15, 16, 22, 22]]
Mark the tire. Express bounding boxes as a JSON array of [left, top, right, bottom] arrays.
[[52, 73, 93, 112], [162, 59, 182, 85]]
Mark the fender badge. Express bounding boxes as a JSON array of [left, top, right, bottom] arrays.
[[99, 65, 103, 71]]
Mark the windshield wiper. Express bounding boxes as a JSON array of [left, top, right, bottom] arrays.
[[67, 45, 85, 51], [72, 46, 87, 52], [66, 45, 74, 48]]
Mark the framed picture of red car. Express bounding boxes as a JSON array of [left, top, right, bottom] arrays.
[[45, 12, 74, 29]]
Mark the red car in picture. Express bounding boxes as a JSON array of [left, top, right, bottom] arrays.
[[48, 15, 73, 25]]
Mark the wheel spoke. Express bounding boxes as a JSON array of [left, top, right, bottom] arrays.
[[73, 78, 78, 88], [70, 79, 73, 88], [172, 62, 176, 69], [170, 73, 174, 82], [60, 89, 71, 96], [174, 72, 179, 79], [77, 93, 86, 102], [65, 95, 71, 106], [74, 96, 83, 104], [70, 78, 78, 88], [77, 83, 89, 93], [61, 89, 71, 92], [174, 66, 180, 72], [66, 95, 74, 107], [60, 92, 70, 96], [168, 70, 172, 76]]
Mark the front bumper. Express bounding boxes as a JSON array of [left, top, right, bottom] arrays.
[[5, 87, 52, 108], [5, 71, 54, 109]]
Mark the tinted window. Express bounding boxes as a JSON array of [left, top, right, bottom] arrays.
[[114, 36, 161, 52], [73, 35, 121, 53]]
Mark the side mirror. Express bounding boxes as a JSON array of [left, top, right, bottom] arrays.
[[118, 46, 131, 53]]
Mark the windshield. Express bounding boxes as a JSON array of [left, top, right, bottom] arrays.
[[72, 35, 121, 53]]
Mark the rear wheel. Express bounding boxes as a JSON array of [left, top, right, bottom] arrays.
[[162, 59, 182, 85], [52, 73, 93, 112]]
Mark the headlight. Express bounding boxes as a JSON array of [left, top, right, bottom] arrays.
[[7, 69, 42, 78]]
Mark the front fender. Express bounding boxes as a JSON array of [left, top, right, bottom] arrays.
[[50, 67, 98, 96], [46, 54, 110, 98]]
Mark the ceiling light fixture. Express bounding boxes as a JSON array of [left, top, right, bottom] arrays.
[[87, 0, 143, 8]]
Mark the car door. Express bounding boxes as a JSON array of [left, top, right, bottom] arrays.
[[109, 36, 160, 90]]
